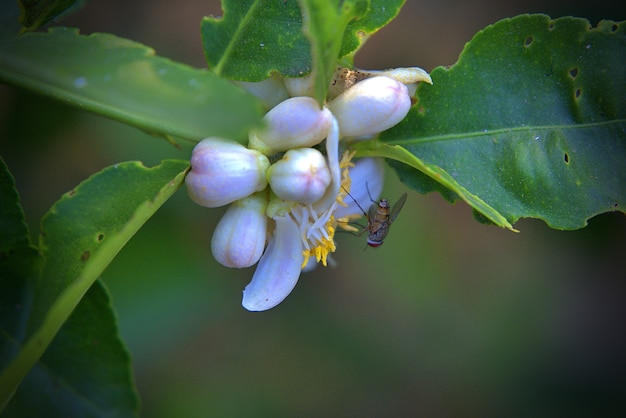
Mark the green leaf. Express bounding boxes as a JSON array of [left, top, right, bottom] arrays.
[[1, 159, 136, 417], [0, 159, 189, 413], [379, 15, 626, 230], [299, 0, 368, 103], [352, 141, 516, 230], [0, 156, 31, 252], [3, 282, 139, 418], [31, 159, 190, 332], [0, 155, 42, 368], [0, 156, 43, 412], [202, 0, 311, 81], [201, 0, 405, 85], [339, 0, 405, 59], [18, 0, 87, 32], [0, 27, 263, 143]]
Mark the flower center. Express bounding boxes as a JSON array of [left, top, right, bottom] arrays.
[[293, 150, 356, 267]]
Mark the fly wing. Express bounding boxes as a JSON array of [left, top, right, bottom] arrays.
[[388, 193, 407, 224], [367, 202, 379, 222]]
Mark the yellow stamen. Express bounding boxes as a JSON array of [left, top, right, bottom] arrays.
[[299, 150, 355, 269], [337, 214, 361, 232]]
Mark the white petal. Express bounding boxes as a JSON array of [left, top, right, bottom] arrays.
[[242, 215, 304, 311], [234, 74, 289, 110], [364, 66, 432, 85], [284, 74, 316, 97], [312, 115, 340, 213], [300, 255, 319, 273], [335, 157, 385, 218]]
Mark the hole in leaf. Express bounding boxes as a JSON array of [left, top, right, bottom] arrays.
[[612, 24, 619, 32], [548, 22, 554, 31], [524, 36, 533, 47], [569, 68, 578, 80], [575, 88, 582, 99], [97, 233, 105, 242], [564, 153, 570, 164]]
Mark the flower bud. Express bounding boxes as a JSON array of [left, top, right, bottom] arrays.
[[267, 148, 331, 204], [327, 76, 411, 138], [249, 97, 333, 155], [211, 193, 268, 268], [186, 137, 270, 208]]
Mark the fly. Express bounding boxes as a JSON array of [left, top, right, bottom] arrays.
[[364, 193, 407, 247], [342, 186, 407, 247]]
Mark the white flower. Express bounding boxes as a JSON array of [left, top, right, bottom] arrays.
[[267, 148, 332, 204], [211, 193, 268, 268], [327, 76, 411, 138], [248, 96, 333, 155], [186, 137, 270, 208], [241, 149, 385, 311], [242, 116, 342, 310], [241, 117, 383, 310], [187, 66, 429, 311]]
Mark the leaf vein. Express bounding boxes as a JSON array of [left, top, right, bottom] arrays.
[[387, 118, 626, 145]]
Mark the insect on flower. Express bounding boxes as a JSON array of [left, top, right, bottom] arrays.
[[342, 186, 408, 247]]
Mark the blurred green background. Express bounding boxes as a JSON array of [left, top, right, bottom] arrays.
[[1, 1, 625, 416]]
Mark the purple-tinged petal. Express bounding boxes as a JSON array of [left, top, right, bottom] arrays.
[[186, 137, 269, 208], [249, 96, 333, 155], [335, 157, 385, 218], [328, 76, 411, 138], [242, 215, 304, 311], [211, 194, 268, 268]]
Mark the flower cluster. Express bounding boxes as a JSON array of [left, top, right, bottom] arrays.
[[186, 67, 431, 311]]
